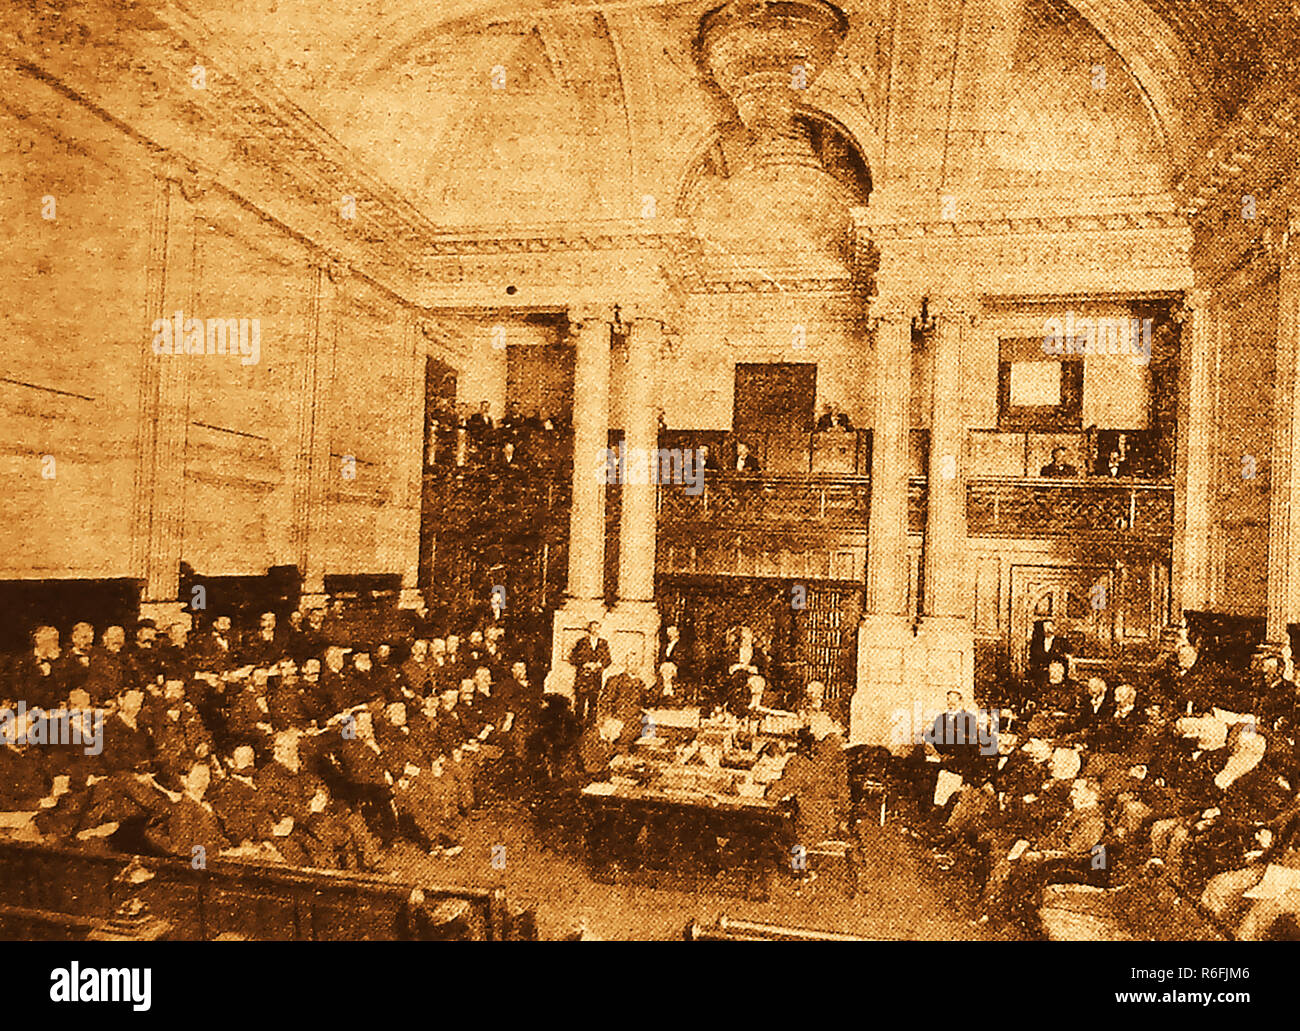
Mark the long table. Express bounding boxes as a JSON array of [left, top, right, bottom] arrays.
[[579, 711, 798, 899]]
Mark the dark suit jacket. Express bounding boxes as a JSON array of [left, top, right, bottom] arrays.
[[568, 637, 611, 692], [1040, 462, 1078, 477], [733, 454, 760, 473], [10, 653, 66, 709], [595, 673, 644, 742], [1029, 635, 1072, 677]]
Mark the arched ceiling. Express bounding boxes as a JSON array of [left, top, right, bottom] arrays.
[[179, 0, 1299, 227]]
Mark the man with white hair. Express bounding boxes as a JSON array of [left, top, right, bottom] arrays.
[[12, 624, 64, 709], [976, 777, 1106, 924]]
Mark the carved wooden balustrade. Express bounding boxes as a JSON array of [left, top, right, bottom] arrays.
[[656, 473, 928, 533], [965, 477, 1174, 539], [656, 473, 1173, 543]]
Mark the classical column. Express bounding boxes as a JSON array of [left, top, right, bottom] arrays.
[[851, 294, 915, 747], [922, 299, 973, 622], [1172, 288, 1214, 625], [296, 256, 347, 606], [914, 298, 976, 714], [132, 155, 199, 625], [865, 303, 912, 619], [607, 314, 661, 685], [551, 309, 612, 689], [1265, 216, 1300, 648]]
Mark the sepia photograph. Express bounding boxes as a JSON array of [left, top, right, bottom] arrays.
[[0, 0, 1297, 990]]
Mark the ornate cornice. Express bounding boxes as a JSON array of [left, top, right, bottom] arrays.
[[423, 227, 691, 258], [860, 210, 1187, 241], [694, 275, 861, 295]]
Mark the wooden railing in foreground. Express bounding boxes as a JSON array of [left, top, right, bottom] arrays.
[[683, 915, 889, 941], [0, 839, 537, 941]]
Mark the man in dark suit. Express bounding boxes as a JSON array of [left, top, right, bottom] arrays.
[[1028, 619, 1072, 690], [190, 614, 237, 674], [466, 400, 494, 438], [57, 622, 96, 696], [1071, 676, 1114, 735], [661, 624, 688, 683], [926, 690, 983, 783], [146, 759, 231, 860], [10, 625, 65, 709], [815, 403, 855, 432], [239, 611, 285, 669], [86, 625, 127, 705], [569, 621, 611, 724], [733, 441, 760, 473], [719, 625, 767, 710], [1040, 447, 1078, 477], [581, 648, 645, 774], [123, 621, 164, 691]]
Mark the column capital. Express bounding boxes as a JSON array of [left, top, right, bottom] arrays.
[[154, 151, 211, 203], [931, 294, 982, 328], [867, 291, 922, 326], [568, 305, 615, 332], [1178, 287, 1212, 318]]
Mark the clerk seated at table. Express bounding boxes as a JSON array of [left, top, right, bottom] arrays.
[[726, 674, 788, 719], [775, 722, 849, 847], [718, 626, 767, 708]]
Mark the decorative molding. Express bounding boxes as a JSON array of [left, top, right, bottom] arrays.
[[423, 227, 691, 257], [859, 210, 1188, 241]]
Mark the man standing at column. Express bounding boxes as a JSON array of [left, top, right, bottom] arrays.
[[569, 621, 611, 725]]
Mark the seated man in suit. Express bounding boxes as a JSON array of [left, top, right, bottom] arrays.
[[717, 626, 767, 711], [1070, 676, 1114, 737], [976, 777, 1107, 925], [1040, 447, 1078, 478], [775, 722, 850, 849], [733, 441, 760, 474]]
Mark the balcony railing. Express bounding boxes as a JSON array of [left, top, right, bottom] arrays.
[[656, 472, 1173, 542], [656, 474, 932, 534], [965, 476, 1173, 539], [657, 474, 871, 529]]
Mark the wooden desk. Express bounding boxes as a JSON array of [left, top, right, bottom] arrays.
[[579, 780, 795, 899]]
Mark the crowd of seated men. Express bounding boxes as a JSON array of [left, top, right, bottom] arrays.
[[0, 607, 546, 871], [914, 636, 1300, 938]]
